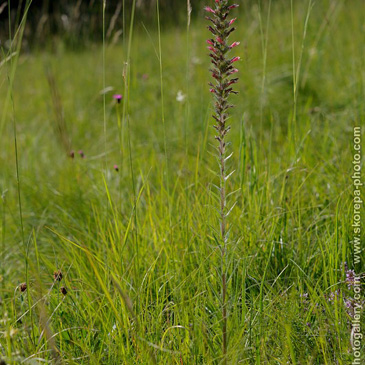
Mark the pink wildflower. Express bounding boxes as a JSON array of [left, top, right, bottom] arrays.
[[229, 68, 239, 74], [113, 94, 122, 103], [229, 41, 240, 49], [204, 6, 215, 14]]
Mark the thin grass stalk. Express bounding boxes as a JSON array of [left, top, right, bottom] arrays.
[[157, 0, 171, 229], [128, 1, 139, 288], [185, 0, 191, 250], [102, 0, 107, 172], [1, 192, 4, 290], [7, 0, 36, 347], [205, 1, 240, 361], [257, 0, 272, 147]]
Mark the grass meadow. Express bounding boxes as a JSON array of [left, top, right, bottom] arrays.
[[0, 0, 364, 363]]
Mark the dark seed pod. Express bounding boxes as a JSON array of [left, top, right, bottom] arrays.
[[53, 270, 63, 282], [19, 283, 27, 292]]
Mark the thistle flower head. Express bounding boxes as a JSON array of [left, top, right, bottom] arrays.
[[113, 94, 123, 103]]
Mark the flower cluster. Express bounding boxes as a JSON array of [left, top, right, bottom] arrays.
[[300, 263, 364, 323], [205, 0, 239, 144], [344, 261, 356, 289]]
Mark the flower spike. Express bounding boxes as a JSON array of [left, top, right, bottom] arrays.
[[205, 0, 239, 362]]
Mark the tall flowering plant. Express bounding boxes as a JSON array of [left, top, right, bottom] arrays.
[[205, 0, 239, 361]]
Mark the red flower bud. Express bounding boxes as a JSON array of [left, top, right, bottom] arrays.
[[229, 41, 240, 49], [230, 56, 240, 63]]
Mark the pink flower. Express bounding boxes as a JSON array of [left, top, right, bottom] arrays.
[[228, 4, 239, 10], [113, 94, 122, 103], [229, 68, 239, 74], [210, 88, 216, 93], [229, 41, 240, 49], [208, 46, 216, 53], [78, 150, 85, 158], [204, 6, 215, 14], [113, 164, 119, 172], [217, 37, 224, 44], [206, 39, 214, 46], [230, 56, 240, 63], [229, 18, 237, 26]]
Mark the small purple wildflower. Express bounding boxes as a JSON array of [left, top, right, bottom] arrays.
[[113, 94, 123, 103], [78, 150, 85, 158], [113, 164, 119, 172], [344, 297, 355, 319], [346, 268, 356, 289], [69, 150, 75, 159], [344, 298, 353, 309], [327, 289, 340, 302]]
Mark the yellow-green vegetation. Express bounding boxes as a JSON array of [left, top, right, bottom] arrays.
[[0, 0, 363, 363]]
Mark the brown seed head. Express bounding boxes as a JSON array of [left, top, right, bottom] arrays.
[[60, 287, 68, 295], [53, 270, 63, 282], [19, 283, 27, 292]]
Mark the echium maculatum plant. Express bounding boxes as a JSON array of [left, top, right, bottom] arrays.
[[205, 0, 239, 361]]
